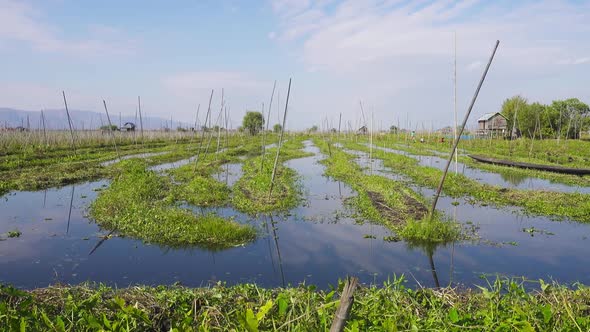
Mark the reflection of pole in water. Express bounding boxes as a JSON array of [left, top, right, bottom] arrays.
[[428, 250, 440, 288], [66, 185, 75, 235], [270, 215, 286, 287], [43, 189, 47, 208], [263, 216, 277, 273], [338, 181, 342, 198], [449, 242, 455, 287], [225, 163, 230, 186]]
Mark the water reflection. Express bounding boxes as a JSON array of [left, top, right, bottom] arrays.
[[1, 141, 590, 289]]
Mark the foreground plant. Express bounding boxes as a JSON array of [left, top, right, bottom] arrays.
[[1, 277, 588, 331]]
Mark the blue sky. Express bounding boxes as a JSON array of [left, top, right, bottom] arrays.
[[1, 0, 589, 130]]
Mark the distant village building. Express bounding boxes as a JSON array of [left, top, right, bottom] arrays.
[[477, 112, 507, 137], [357, 125, 368, 135], [121, 122, 136, 132]]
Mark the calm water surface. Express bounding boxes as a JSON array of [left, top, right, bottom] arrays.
[[1, 141, 589, 289]]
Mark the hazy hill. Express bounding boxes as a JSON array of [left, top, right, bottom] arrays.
[[0, 108, 190, 130]]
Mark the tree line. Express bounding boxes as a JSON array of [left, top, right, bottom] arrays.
[[501, 96, 589, 139]]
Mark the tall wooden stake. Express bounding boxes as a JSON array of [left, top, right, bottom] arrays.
[[430, 40, 500, 218], [453, 31, 458, 174], [138, 96, 145, 147], [268, 78, 291, 199], [62, 91, 77, 154], [261, 81, 277, 173], [194, 90, 214, 171], [103, 100, 121, 160]]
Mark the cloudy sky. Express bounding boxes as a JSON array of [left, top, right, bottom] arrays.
[[1, 0, 589, 130]]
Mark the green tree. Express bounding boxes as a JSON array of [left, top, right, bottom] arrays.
[[100, 124, 118, 131], [500, 95, 528, 136], [273, 123, 282, 133], [308, 125, 318, 133], [548, 98, 590, 139], [242, 111, 264, 135]]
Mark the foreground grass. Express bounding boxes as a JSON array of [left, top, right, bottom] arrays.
[[1, 278, 589, 331], [89, 159, 256, 249], [341, 140, 590, 223], [314, 138, 461, 244]]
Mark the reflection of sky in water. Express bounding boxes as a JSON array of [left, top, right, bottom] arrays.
[[0, 141, 589, 290], [100, 152, 167, 166], [366, 143, 590, 194]]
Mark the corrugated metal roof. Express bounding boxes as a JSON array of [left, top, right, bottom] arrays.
[[477, 112, 500, 122]]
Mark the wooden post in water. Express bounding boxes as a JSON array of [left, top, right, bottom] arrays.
[[329, 276, 359, 332], [62, 91, 77, 154], [268, 78, 291, 199], [430, 40, 500, 218], [102, 100, 121, 160]]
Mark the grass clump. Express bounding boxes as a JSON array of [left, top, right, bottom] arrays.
[[90, 159, 255, 249], [176, 176, 230, 207], [399, 218, 461, 244], [232, 139, 310, 214], [1, 278, 589, 331], [6, 229, 22, 238]]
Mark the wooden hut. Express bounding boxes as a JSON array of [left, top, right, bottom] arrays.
[[121, 122, 136, 132], [476, 112, 507, 137]]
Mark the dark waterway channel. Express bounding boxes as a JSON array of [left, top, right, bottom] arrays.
[[1, 141, 590, 290], [366, 143, 590, 194]]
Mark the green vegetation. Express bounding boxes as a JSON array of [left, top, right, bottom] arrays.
[[400, 219, 461, 243], [314, 138, 461, 244], [1, 278, 589, 331], [89, 159, 256, 249], [242, 111, 264, 135], [371, 135, 590, 187], [6, 229, 22, 238], [342, 140, 590, 222], [232, 139, 310, 214], [501, 96, 590, 139], [273, 123, 282, 133]]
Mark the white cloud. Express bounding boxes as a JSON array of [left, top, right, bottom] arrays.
[[557, 57, 590, 65], [268, 0, 590, 129], [0, 0, 136, 56]]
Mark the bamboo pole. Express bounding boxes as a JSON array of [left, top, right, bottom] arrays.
[[329, 277, 359, 332], [62, 91, 77, 154], [268, 78, 291, 199], [453, 31, 458, 174], [102, 100, 121, 160], [430, 40, 500, 217], [138, 96, 145, 148], [261, 81, 277, 173], [193, 90, 214, 172]]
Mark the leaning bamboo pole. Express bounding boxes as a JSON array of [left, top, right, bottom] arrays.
[[193, 90, 214, 172], [102, 100, 121, 160], [62, 91, 77, 154], [268, 78, 292, 199], [430, 40, 500, 217], [260, 81, 277, 173]]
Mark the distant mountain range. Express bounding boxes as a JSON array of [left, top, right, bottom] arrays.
[[0, 108, 190, 130]]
